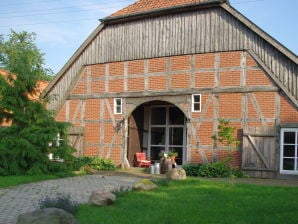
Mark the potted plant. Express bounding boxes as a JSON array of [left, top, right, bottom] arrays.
[[159, 150, 168, 158], [168, 151, 178, 163]]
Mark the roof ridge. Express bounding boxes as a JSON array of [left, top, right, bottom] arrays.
[[107, 0, 227, 19]]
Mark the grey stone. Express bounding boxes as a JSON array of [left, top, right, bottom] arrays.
[[166, 168, 187, 180], [16, 208, 78, 224], [133, 179, 158, 191], [88, 190, 116, 206]]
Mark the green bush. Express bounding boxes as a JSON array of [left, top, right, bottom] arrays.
[[197, 160, 247, 178], [69, 156, 93, 171], [197, 161, 233, 177], [69, 156, 117, 172], [182, 164, 202, 177], [89, 157, 116, 171], [47, 161, 68, 173], [183, 158, 247, 178]]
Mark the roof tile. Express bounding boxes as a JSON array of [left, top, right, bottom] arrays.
[[110, 0, 212, 17]]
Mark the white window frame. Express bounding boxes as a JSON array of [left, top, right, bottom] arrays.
[[191, 94, 201, 112], [280, 128, 298, 174], [114, 98, 123, 114]]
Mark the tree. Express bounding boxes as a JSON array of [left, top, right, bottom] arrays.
[[0, 30, 74, 175]]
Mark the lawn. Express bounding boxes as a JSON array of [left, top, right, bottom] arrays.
[[77, 178, 298, 224], [0, 174, 70, 188]]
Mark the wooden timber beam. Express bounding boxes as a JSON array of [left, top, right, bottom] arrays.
[[67, 85, 279, 100]]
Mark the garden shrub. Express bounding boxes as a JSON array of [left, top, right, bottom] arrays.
[[47, 161, 68, 173], [197, 160, 233, 177], [89, 157, 116, 171], [68, 156, 93, 171], [69, 156, 117, 172], [197, 159, 247, 178], [182, 164, 202, 177], [183, 158, 247, 178], [38, 193, 80, 214]]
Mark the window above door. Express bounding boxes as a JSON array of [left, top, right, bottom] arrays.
[[114, 98, 123, 114], [191, 94, 201, 112]]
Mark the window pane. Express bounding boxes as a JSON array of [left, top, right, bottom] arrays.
[[150, 127, 165, 145], [283, 145, 295, 157], [284, 132, 296, 144], [169, 127, 184, 145], [194, 103, 200, 111], [169, 107, 184, 125], [151, 107, 166, 125], [117, 105, 122, 113], [193, 95, 201, 102], [150, 146, 164, 162], [283, 158, 295, 170]]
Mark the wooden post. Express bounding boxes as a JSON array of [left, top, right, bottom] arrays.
[[122, 117, 130, 168]]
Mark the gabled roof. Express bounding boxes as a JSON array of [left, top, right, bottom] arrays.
[[109, 0, 222, 17], [104, 0, 227, 23]]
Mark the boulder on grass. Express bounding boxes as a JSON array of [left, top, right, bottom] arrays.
[[133, 179, 157, 191], [88, 190, 116, 206], [166, 168, 187, 180], [16, 208, 78, 224]]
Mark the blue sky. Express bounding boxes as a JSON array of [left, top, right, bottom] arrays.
[[0, 0, 297, 74]]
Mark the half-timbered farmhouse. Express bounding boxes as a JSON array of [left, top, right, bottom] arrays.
[[44, 0, 298, 178]]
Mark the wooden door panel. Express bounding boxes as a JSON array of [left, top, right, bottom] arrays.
[[242, 127, 276, 173]]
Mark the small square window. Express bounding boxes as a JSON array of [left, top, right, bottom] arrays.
[[114, 98, 122, 114], [192, 94, 201, 112]]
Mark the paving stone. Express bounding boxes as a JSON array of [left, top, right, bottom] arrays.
[[0, 175, 141, 224]]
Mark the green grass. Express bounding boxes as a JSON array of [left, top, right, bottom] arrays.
[[76, 178, 298, 224], [0, 173, 73, 188]]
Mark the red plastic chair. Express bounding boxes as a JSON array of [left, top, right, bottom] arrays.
[[135, 152, 151, 167]]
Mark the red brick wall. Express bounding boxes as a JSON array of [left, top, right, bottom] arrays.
[[148, 58, 166, 72], [56, 50, 297, 166], [191, 150, 241, 167], [171, 73, 190, 88], [149, 76, 167, 90], [109, 62, 124, 76], [171, 55, 190, 70], [280, 94, 298, 122], [195, 72, 214, 88], [220, 51, 241, 67], [219, 93, 242, 118], [128, 60, 144, 74], [220, 71, 240, 86], [128, 78, 144, 91], [195, 53, 215, 68]]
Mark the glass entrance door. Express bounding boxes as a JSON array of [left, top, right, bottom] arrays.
[[149, 106, 186, 165]]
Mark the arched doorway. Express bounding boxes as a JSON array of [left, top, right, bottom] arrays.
[[127, 101, 187, 166]]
